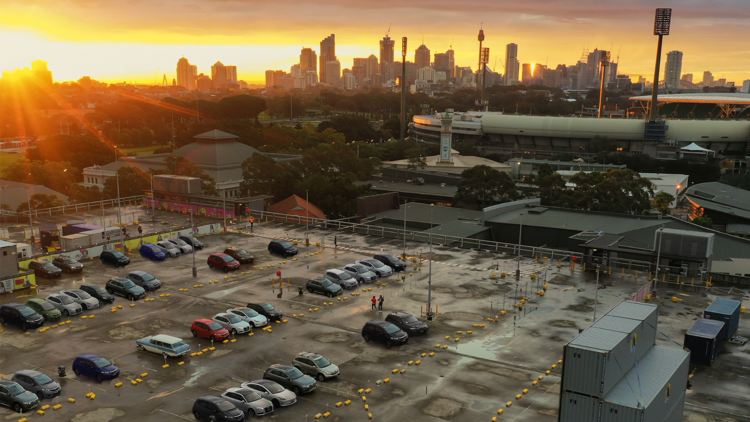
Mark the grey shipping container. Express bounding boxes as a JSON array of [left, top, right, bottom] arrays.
[[591, 315, 654, 362], [703, 298, 741, 339], [562, 327, 637, 398], [61, 234, 90, 251], [604, 301, 659, 336], [684, 318, 725, 366]]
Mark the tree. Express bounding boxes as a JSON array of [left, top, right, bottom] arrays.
[[588, 135, 616, 153], [317, 114, 378, 142], [2, 159, 79, 195], [406, 148, 426, 169], [16, 194, 64, 213], [454, 165, 519, 210], [692, 216, 714, 229], [27, 135, 116, 171], [215, 95, 267, 119], [102, 167, 151, 199], [537, 163, 555, 179], [652, 192, 675, 215]]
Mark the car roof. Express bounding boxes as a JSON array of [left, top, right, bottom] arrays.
[[248, 301, 270, 306], [225, 246, 240, 251], [226, 387, 254, 394], [151, 334, 183, 344], [108, 277, 130, 282], [326, 269, 345, 274], [76, 353, 102, 360], [295, 351, 321, 359], [46, 294, 66, 299], [194, 318, 216, 324], [210, 253, 229, 257], [26, 298, 45, 304], [214, 313, 234, 318], [269, 364, 294, 371], [198, 395, 226, 404], [247, 379, 276, 386], [128, 270, 148, 275], [80, 283, 103, 289], [1, 303, 24, 309], [15, 369, 43, 377], [60, 288, 84, 293], [0, 380, 19, 386], [308, 277, 329, 282], [387, 312, 412, 318], [366, 320, 391, 327]]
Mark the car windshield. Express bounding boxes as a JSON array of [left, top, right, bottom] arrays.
[[238, 308, 258, 317], [19, 307, 36, 317], [320, 279, 333, 287], [74, 291, 91, 299], [403, 316, 419, 323], [286, 368, 304, 379], [313, 357, 331, 368], [121, 280, 136, 289], [281, 242, 293, 248], [111, 251, 125, 258], [149, 246, 160, 252], [34, 374, 54, 385], [383, 324, 401, 334], [368, 260, 385, 268], [338, 272, 352, 280], [226, 315, 242, 324], [171, 239, 187, 246], [57, 296, 74, 304], [40, 261, 55, 268], [242, 391, 262, 401], [38, 302, 55, 311], [88, 286, 106, 294], [93, 357, 112, 368], [264, 382, 284, 393], [384, 255, 398, 262], [139, 273, 155, 281], [222, 255, 235, 262], [216, 400, 235, 412], [353, 266, 367, 273], [8, 383, 24, 396], [261, 304, 275, 311], [236, 250, 248, 255], [208, 322, 224, 331], [63, 258, 77, 264]]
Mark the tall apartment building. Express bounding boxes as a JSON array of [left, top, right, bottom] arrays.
[[703, 71, 714, 86], [352, 58, 367, 87], [325, 60, 341, 87], [319, 35, 336, 83], [664, 50, 683, 90], [380, 35, 395, 81], [343, 72, 356, 90], [225, 66, 237, 84], [176, 57, 197, 90], [682, 74, 693, 84], [300, 47, 317, 76], [366, 55, 379, 81], [504, 43, 519, 85], [211, 61, 227, 88], [415, 44, 431, 70]]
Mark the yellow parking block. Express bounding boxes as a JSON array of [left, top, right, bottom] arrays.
[[344, 399, 352, 405], [364, 404, 369, 411], [130, 304, 135, 307], [117, 305, 123, 309], [516, 394, 522, 399], [551, 364, 557, 369], [358, 388, 365, 394], [140, 372, 148, 377], [408, 361, 414, 365], [231, 339, 237, 343], [506, 401, 512, 407], [335, 402, 343, 407], [81, 315, 88, 319], [538, 375, 544, 380], [392, 369, 399, 373], [415, 360, 421, 365], [115, 382, 123, 387], [178, 361, 185, 365], [68, 398, 76, 403], [362, 396, 367, 402], [383, 378, 390, 383], [421, 353, 427, 357], [41, 405, 50, 410], [162, 364, 169, 368], [400, 369, 406, 374], [532, 380, 538, 385], [523, 389, 529, 394], [53, 404, 62, 410], [545, 370, 551, 375], [442, 345, 448, 349], [314, 414, 322, 419], [136, 379, 142, 383], [429, 352, 435, 356], [131, 380, 138, 385], [365, 388, 371, 393], [248, 333, 254, 336], [37, 410, 45, 415]]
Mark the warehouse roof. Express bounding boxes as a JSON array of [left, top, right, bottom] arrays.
[[686, 182, 750, 220], [629, 92, 750, 105]]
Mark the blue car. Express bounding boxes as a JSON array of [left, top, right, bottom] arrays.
[[139, 244, 166, 261], [72, 354, 119, 382], [135, 334, 190, 357]]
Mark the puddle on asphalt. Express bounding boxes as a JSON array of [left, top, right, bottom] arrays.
[[204, 284, 246, 299], [183, 366, 210, 387], [453, 333, 513, 360]]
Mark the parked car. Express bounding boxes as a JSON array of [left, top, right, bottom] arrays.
[[11, 370, 61, 400], [361, 320, 409, 349], [267, 240, 297, 257], [136, 334, 190, 357], [385, 312, 428, 335], [51, 256, 83, 273], [60, 289, 100, 310], [305, 278, 342, 297], [240, 380, 297, 408], [292, 352, 340, 382], [24, 298, 61, 321], [213, 313, 252, 335], [227, 308, 268, 328], [155, 241, 181, 257], [179, 235, 204, 250], [245, 302, 283, 322], [372, 253, 406, 272], [72, 354, 119, 382], [262, 364, 316, 395], [0, 380, 39, 413], [322, 269, 358, 289], [28, 260, 62, 278], [221, 388, 274, 417], [45, 294, 82, 316], [167, 238, 193, 254], [207, 253, 240, 273], [139, 244, 166, 261], [223, 247, 254, 264], [105, 278, 146, 301], [0, 303, 45, 331], [100, 250, 130, 267], [79, 284, 115, 304], [355, 259, 393, 277], [191, 318, 230, 342], [341, 263, 378, 284], [192, 395, 245, 422], [126, 271, 161, 291]]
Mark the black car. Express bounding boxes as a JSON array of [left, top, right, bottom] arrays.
[[306, 278, 343, 297], [126, 271, 162, 291], [11, 370, 62, 400], [105, 278, 146, 301], [0, 303, 45, 332], [79, 283, 115, 304], [192, 395, 245, 422], [361, 320, 409, 349], [180, 235, 204, 250], [100, 250, 130, 267], [52, 256, 84, 273], [0, 380, 39, 413], [373, 253, 406, 272], [262, 364, 316, 395], [246, 302, 283, 322], [267, 240, 297, 258], [27, 260, 62, 278], [385, 312, 428, 335]]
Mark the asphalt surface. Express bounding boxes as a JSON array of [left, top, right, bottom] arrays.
[[0, 220, 748, 422]]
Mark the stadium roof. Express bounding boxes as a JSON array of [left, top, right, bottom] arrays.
[[629, 93, 750, 105]]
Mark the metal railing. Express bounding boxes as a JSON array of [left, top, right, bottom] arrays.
[[15, 196, 144, 219]]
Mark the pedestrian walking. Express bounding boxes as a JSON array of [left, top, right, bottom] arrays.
[[334, 236, 338, 248], [371, 296, 377, 310], [378, 295, 384, 312]]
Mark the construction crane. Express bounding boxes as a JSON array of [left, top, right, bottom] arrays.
[[386, 23, 391, 37], [162, 74, 168, 86]]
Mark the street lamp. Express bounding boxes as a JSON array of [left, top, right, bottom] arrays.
[[427, 203, 435, 320], [402, 202, 408, 259], [593, 265, 601, 322], [114, 147, 123, 243], [516, 213, 524, 279], [305, 189, 310, 246], [222, 188, 227, 232], [150, 172, 156, 231], [25, 187, 34, 249], [190, 208, 197, 277], [654, 225, 664, 293]]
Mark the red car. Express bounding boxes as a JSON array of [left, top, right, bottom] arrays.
[[191, 318, 230, 342], [207, 253, 240, 273]]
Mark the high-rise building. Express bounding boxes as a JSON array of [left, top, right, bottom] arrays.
[[211, 61, 227, 88], [703, 71, 714, 86], [434, 53, 450, 76], [742, 80, 750, 93], [682, 74, 693, 84], [290, 64, 301, 78], [196, 73, 212, 91], [225, 66, 237, 84], [176, 57, 197, 91], [446, 49, 455, 78], [521, 63, 532, 85], [325, 60, 341, 87], [664, 51, 683, 91], [415, 44, 431, 70], [305, 70, 318, 87], [343, 72, 356, 90], [586, 49, 609, 88], [417, 66, 437, 82], [366, 55, 379, 81], [353, 58, 367, 87], [300, 47, 317, 76], [30, 59, 53, 87], [320, 35, 336, 83], [380, 35, 395, 81], [716, 78, 727, 87], [504, 43, 519, 85], [265, 70, 275, 88]]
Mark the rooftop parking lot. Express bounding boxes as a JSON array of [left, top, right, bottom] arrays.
[[1, 219, 748, 422]]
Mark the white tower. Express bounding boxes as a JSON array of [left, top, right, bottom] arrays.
[[439, 109, 453, 163]]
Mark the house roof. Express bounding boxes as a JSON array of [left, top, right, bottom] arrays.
[[193, 130, 239, 140], [172, 139, 260, 168], [0, 180, 69, 210], [268, 195, 326, 219]]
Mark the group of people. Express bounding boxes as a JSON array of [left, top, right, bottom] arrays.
[[371, 295, 384, 312]]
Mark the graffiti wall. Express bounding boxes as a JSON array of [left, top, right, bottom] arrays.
[[143, 198, 235, 220], [0, 273, 35, 294]]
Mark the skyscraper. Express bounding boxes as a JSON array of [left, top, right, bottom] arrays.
[[30, 60, 53, 87], [682, 74, 693, 84], [446, 49, 455, 79], [434, 53, 450, 75], [353, 58, 367, 87], [366, 55, 379, 81], [504, 43, 519, 85], [319, 35, 336, 83], [225, 66, 237, 84], [664, 51, 683, 90], [703, 71, 714, 86], [300, 48, 317, 76], [325, 60, 341, 87], [415, 44, 431, 70], [176, 57, 196, 90], [380, 35, 395, 81]]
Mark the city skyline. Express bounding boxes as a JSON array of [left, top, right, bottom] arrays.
[[1, 1, 749, 85]]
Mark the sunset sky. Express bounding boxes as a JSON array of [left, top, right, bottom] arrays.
[[1, 0, 749, 85]]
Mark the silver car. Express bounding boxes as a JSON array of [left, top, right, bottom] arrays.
[[59, 289, 100, 310], [45, 294, 82, 316], [155, 241, 180, 257], [323, 269, 358, 289], [167, 238, 192, 254], [240, 380, 297, 408], [221, 387, 274, 417], [292, 351, 340, 382], [341, 264, 378, 284], [213, 313, 251, 335], [356, 259, 394, 277], [227, 308, 267, 328]]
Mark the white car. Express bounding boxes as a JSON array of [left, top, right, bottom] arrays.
[[213, 313, 251, 335], [356, 259, 393, 277], [227, 308, 268, 328], [135, 334, 190, 357], [167, 238, 193, 254]]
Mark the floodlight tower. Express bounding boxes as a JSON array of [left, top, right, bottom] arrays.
[[400, 37, 408, 141], [650, 8, 672, 121], [598, 52, 611, 118], [477, 28, 485, 90]]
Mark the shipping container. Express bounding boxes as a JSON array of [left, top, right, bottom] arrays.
[[62, 223, 102, 236], [703, 298, 741, 339], [153, 174, 202, 194], [0, 240, 18, 278], [15, 243, 32, 258], [604, 301, 658, 338], [61, 234, 90, 251], [591, 315, 653, 361], [684, 318, 724, 366], [80, 228, 123, 245], [39, 223, 61, 248]]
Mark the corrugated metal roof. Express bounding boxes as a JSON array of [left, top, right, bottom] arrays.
[[686, 318, 724, 339], [592, 316, 641, 334], [0, 240, 16, 248], [569, 327, 628, 352], [705, 297, 741, 315]]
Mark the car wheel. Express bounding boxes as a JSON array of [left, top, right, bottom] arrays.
[[317, 373, 326, 382], [127, 294, 134, 301], [13, 403, 22, 413], [193, 411, 202, 420], [62, 309, 69, 317], [191, 330, 198, 337], [0, 316, 5, 324], [224, 267, 229, 273], [21, 323, 28, 331], [36, 391, 44, 400], [81, 303, 88, 310], [74, 368, 81, 376], [231, 329, 237, 335], [292, 386, 301, 395], [208, 263, 213, 268], [247, 409, 255, 417], [363, 334, 370, 342], [386, 340, 393, 349], [106, 288, 114, 294], [209, 335, 216, 342], [272, 399, 280, 408], [138, 344, 146, 351], [307, 287, 313, 293], [96, 374, 103, 382], [327, 292, 332, 298]]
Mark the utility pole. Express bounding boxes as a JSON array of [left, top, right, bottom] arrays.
[[400, 37, 407, 141], [222, 188, 227, 232], [593, 265, 600, 323], [191, 209, 197, 277], [654, 226, 664, 293], [402, 203, 408, 259], [516, 213, 524, 279], [305, 189, 310, 246], [427, 204, 434, 320], [650, 8, 672, 121], [477, 27, 485, 92], [114, 148, 123, 243]]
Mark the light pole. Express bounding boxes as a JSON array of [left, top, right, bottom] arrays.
[[222, 188, 227, 232], [427, 204, 434, 320], [650, 8, 672, 121], [101, 197, 107, 248], [402, 203, 408, 259], [150, 172, 156, 227], [654, 226, 664, 293], [597, 52, 610, 119], [593, 265, 600, 322], [26, 187, 33, 248], [114, 148, 123, 243], [305, 189, 309, 245], [190, 208, 197, 277], [400, 37, 407, 141], [516, 213, 524, 279]]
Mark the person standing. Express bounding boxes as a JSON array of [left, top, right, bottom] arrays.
[[378, 295, 384, 312], [371, 296, 377, 310], [334, 236, 338, 248]]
